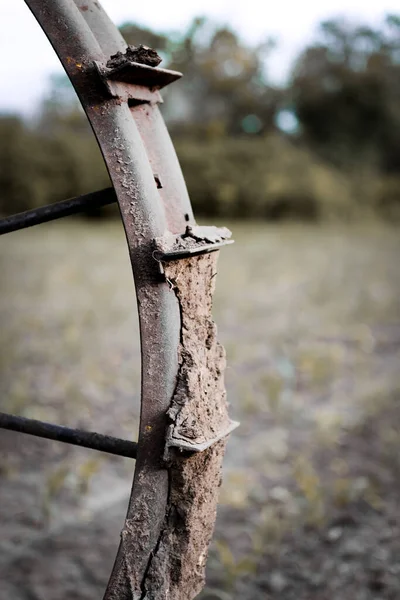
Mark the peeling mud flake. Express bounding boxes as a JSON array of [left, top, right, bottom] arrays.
[[165, 253, 233, 452]]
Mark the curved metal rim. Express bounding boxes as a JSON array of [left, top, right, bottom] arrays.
[[22, 1, 193, 597]]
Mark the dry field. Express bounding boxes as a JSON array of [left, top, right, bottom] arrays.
[[1, 220, 400, 599]]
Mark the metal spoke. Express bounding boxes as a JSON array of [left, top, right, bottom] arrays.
[[0, 412, 137, 459], [0, 187, 117, 236]]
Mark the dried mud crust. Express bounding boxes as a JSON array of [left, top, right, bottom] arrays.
[[144, 441, 227, 600], [106, 45, 162, 69], [165, 252, 234, 451], [140, 253, 232, 599]]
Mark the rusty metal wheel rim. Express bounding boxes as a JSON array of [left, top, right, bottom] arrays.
[[0, 2, 236, 598]]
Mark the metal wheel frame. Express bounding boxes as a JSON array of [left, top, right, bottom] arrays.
[[0, 2, 236, 598]]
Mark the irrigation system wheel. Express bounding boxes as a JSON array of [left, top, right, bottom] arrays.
[[0, 1, 237, 598]]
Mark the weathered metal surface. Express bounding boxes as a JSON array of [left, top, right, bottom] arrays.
[[0, 412, 138, 459], [107, 252, 234, 600], [97, 57, 182, 88], [0, 187, 116, 235], [94, 62, 181, 104], [73, 0, 127, 55], [19, 2, 236, 598], [23, 4, 182, 597]]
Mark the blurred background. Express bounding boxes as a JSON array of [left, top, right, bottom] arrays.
[[1, 1, 400, 599]]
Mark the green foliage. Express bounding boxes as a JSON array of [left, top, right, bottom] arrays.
[[174, 134, 368, 220], [0, 110, 110, 216], [121, 17, 279, 136], [119, 22, 170, 53], [1, 14, 400, 221], [290, 15, 400, 172]]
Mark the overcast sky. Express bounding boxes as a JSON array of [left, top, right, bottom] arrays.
[[0, 0, 398, 115]]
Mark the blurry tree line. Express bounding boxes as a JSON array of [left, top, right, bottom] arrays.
[[1, 14, 400, 220]]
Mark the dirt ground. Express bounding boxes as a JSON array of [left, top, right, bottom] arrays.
[[0, 220, 399, 599]]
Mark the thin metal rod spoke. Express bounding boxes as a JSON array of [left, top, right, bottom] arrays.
[[0, 412, 137, 459], [0, 187, 117, 236]]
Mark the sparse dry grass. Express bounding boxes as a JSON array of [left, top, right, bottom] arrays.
[[1, 220, 400, 599]]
